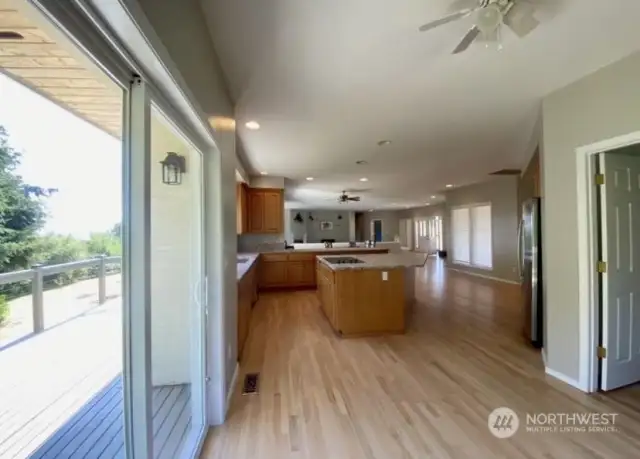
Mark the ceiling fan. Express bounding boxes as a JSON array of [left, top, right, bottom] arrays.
[[338, 191, 361, 203], [418, 0, 545, 54]]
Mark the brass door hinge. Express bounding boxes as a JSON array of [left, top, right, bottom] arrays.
[[597, 261, 607, 273], [595, 174, 605, 185], [597, 346, 607, 359]]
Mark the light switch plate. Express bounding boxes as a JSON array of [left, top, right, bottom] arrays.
[[382, 271, 388, 281]]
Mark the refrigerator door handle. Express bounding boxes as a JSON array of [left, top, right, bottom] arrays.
[[517, 219, 523, 280]]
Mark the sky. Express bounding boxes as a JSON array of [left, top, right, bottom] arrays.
[[0, 74, 122, 239]]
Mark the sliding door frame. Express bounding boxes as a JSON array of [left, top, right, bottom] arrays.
[[122, 76, 153, 459]]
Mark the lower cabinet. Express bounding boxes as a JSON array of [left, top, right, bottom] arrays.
[[238, 261, 257, 361], [259, 255, 316, 289]]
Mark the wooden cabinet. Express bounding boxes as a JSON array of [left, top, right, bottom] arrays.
[[238, 259, 258, 360], [236, 183, 248, 234], [316, 263, 406, 337], [259, 254, 288, 288], [247, 188, 283, 234], [286, 261, 305, 285], [258, 250, 388, 290], [248, 191, 266, 233], [317, 261, 336, 327]]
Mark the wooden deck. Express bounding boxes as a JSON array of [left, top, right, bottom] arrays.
[[0, 282, 191, 459], [28, 378, 191, 459]]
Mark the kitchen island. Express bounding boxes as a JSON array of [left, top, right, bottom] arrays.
[[316, 252, 427, 337]]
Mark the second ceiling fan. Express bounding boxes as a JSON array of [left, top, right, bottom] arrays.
[[419, 0, 546, 54]]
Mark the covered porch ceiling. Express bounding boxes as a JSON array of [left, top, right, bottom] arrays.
[[0, 0, 121, 138]]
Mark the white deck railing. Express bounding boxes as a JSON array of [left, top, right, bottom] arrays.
[[0, 255, 121, 333]]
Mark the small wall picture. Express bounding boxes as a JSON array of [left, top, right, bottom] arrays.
[[320, 221, 333, 231]]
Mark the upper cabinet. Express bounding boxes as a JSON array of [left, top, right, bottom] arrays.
[[236, 183, 249, 235], [244, 187, 284, 234]]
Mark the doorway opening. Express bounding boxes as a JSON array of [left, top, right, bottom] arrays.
[[576, 131, 640, 393], [370, 219, 383, 242]]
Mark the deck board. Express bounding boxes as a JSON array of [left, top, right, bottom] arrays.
[[0, 288, 192, 459], [26, 377, 190, 459]]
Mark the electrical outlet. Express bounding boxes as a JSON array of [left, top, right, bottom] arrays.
[[382, 271, 388, 281]]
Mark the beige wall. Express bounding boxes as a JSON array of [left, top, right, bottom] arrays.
[[398, 204, 445, 220], [444, 178, 519, 282], [542, 51, 640, 382]]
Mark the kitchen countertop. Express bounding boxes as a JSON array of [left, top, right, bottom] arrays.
[[237, 253, 259, 280], [317, 252, 428, 271], [264, 247, 389, 254]]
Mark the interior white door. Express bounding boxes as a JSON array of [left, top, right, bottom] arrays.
[[599, 152, 640, 390]]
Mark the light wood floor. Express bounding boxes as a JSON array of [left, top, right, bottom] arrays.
[[202, 260, 640, 459]]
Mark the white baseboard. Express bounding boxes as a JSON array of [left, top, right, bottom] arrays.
[[447, 267, 520, 285], [545, 367, 584, 391], [225, 363, 239, 416]]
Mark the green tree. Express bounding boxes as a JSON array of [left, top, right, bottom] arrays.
[[0, 126, 45, 274]]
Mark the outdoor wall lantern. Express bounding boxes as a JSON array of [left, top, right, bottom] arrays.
[[160, 152, 186, 185]]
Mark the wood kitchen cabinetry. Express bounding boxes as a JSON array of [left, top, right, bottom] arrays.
[[238, 260, 258, 360], [259, 253, 315, 289], [247, 188, 283, 234], [236, 183, 249, 234], [316, 263, 406, 337]]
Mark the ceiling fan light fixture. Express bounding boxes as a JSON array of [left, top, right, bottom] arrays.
[[476, 4, 503, 35]]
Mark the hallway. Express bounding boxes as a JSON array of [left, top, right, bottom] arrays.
[[202, 260, 640, 459]]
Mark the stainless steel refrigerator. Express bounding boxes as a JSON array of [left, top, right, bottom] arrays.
[[519, 198, 543, 348]]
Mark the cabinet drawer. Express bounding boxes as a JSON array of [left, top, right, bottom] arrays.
[[261, 253, 288, 262], [287, 253, 316, 262]]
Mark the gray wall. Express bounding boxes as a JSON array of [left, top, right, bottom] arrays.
[[289, 210, 351, 242], [542, 51, 640, 382], [444, 177, 519, 282], [398, 204, 445, 220], [358, 211, 401, 242]]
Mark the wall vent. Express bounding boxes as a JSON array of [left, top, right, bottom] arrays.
[[489, 169, 521, 176], [0, 32, 24, 40]]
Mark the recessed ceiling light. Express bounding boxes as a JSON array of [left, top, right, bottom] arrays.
[[245, 121, 260, 130], [306, 177, 314, 181], [377, 140, 392, 147], [356, 160, 368, 165], [431, 195, 436, 199], [445, 184, 453, 188], [359, 177, 369, 182], [208, 116, 236, 131], [260, 171, 268, 175]]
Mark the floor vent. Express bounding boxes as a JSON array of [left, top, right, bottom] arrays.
[[242, 373, 260, 395]]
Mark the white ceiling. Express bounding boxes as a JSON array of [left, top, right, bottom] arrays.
[[202, 0, 640, 210]]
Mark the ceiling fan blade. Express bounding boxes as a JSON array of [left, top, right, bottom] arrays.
[[418, 8, 476, 32], [503, 1, 540, 38], [452, 26, 480, 54], [348, 197, 361, 201]]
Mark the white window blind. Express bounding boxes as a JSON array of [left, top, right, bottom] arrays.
[[451, 208, 470, 264], [451, 205, 492, 269], [471, 205, 492, 268]]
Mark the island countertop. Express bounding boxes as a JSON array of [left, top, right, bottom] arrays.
[[317, 252, 428, 271], [263, 247, 389, 254]]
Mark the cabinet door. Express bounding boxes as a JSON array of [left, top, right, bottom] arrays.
[[236, 183, 248, 234], [263, 191, 283, 233], [261, 261, 287, 286], [286, 261, 305, 286], [302, 260, 316, 286], [249, 191, 265, 232]]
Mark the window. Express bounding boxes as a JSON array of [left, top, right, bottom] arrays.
[[451, 204, 492, 269]]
